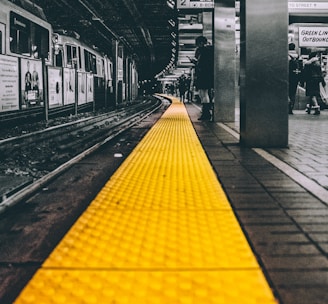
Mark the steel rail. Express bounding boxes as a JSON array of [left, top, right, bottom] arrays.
[[0, 99, 163, 214]]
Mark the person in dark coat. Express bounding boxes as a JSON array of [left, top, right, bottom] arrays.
[[178, 74, 187, 103], [185, 74, 192, 103], [302, 51, 326, 115], [288, 43, 301, 114], [190, 36, 214, 120]]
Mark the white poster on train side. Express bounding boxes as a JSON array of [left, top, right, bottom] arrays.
[[299, 27, 328, 47], [86, 73, 94, 103], [48, 67, 63, 108], [20, 58, 43, 109], [0, 55, 19, 112], [63, 68, 75, 105], [78, 72, 87, 104]]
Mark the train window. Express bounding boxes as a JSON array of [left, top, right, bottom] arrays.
[[72, 46, 78, 69], [97, 58, 104, 77], [10, 13, 30, 55], [0, 23, 4, 54], [83, 49, 88, 71], [9, 12, 49, 58], [78, 47, 82, 70], [66, 45, 72, 66], [32, 24, 49, 59], [66, 44, 78, 69], [102, 59, 105, 76], [54, 48, 63, 67], [84, 49, 96, 74]]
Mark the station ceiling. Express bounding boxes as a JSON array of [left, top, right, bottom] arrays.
[[20, 0, 178, 79]]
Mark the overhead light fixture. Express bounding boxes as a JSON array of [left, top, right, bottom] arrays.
[[79, 19, 92, 26], [92, 16, 104, 22], [168, 19, 176, 27]]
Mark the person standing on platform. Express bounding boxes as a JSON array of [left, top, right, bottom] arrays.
[[169, 83, 175, 96], [185, 74, 192, 103], [302, 51, 326, 115], [178, 74, 187, 103], [190, 36, 214, 120], [288, 43, 301, 115]]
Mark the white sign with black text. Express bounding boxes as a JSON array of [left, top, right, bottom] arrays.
[[299, 26, 328, 47]]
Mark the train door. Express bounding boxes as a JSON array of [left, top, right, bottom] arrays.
[[84, 49, 95, 104], [53, 46, 63, 67], [62, 44, 77, 105], [48, 44, 63, 109], [94, 56, 105, 108], [77, 46, 87, 105], [0, 23, 4, 54], [105, 58, 114, 107]]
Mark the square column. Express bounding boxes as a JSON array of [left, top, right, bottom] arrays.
[[239, 0, 289, 147], [214, 0, 236, 122]]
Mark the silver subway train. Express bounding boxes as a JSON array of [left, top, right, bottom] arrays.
[[0, 0, 138, 113]]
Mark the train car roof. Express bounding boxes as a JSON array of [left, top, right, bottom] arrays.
[[18, 0, 177, 79], [7, 0, 47, 21], [53, 30, 104, 57]]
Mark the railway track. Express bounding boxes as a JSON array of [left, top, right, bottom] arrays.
[[0, 103, 96, 128], [0, 96, 166, 213]]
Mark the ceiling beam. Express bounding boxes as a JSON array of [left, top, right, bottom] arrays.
[[77, 0, 134, 52], [121, 0, 155, 63]]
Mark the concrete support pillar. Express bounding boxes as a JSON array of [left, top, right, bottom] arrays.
[[202, 11, 213, 43], [213, 0, 236, 122], [239, 0, 289, 147]]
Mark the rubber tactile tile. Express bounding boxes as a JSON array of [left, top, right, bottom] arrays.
[[15, 269, 276, 304], [42, 209, 258, 268]]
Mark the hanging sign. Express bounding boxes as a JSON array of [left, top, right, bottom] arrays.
[[299, 26, 328, 47], [289, 2, 328, 13]]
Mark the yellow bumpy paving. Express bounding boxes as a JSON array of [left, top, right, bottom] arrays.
[[15, 97, 277, 304]]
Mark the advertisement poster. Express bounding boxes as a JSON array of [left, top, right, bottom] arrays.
[[78, 72, 87, 105], [86, 73, 94, 103], [0, 55, 19, 112], [48, 67, 63, 108], [63, 68, 75, 105], [20, 58, 43, 108]]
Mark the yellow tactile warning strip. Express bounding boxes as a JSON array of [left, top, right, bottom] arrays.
[[15, 97, 277, 303]]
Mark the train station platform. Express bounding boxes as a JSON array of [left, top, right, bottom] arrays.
[[187, 104, 328, 304], [14, 96, 328, 304], [14, 96, 277, 303]]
